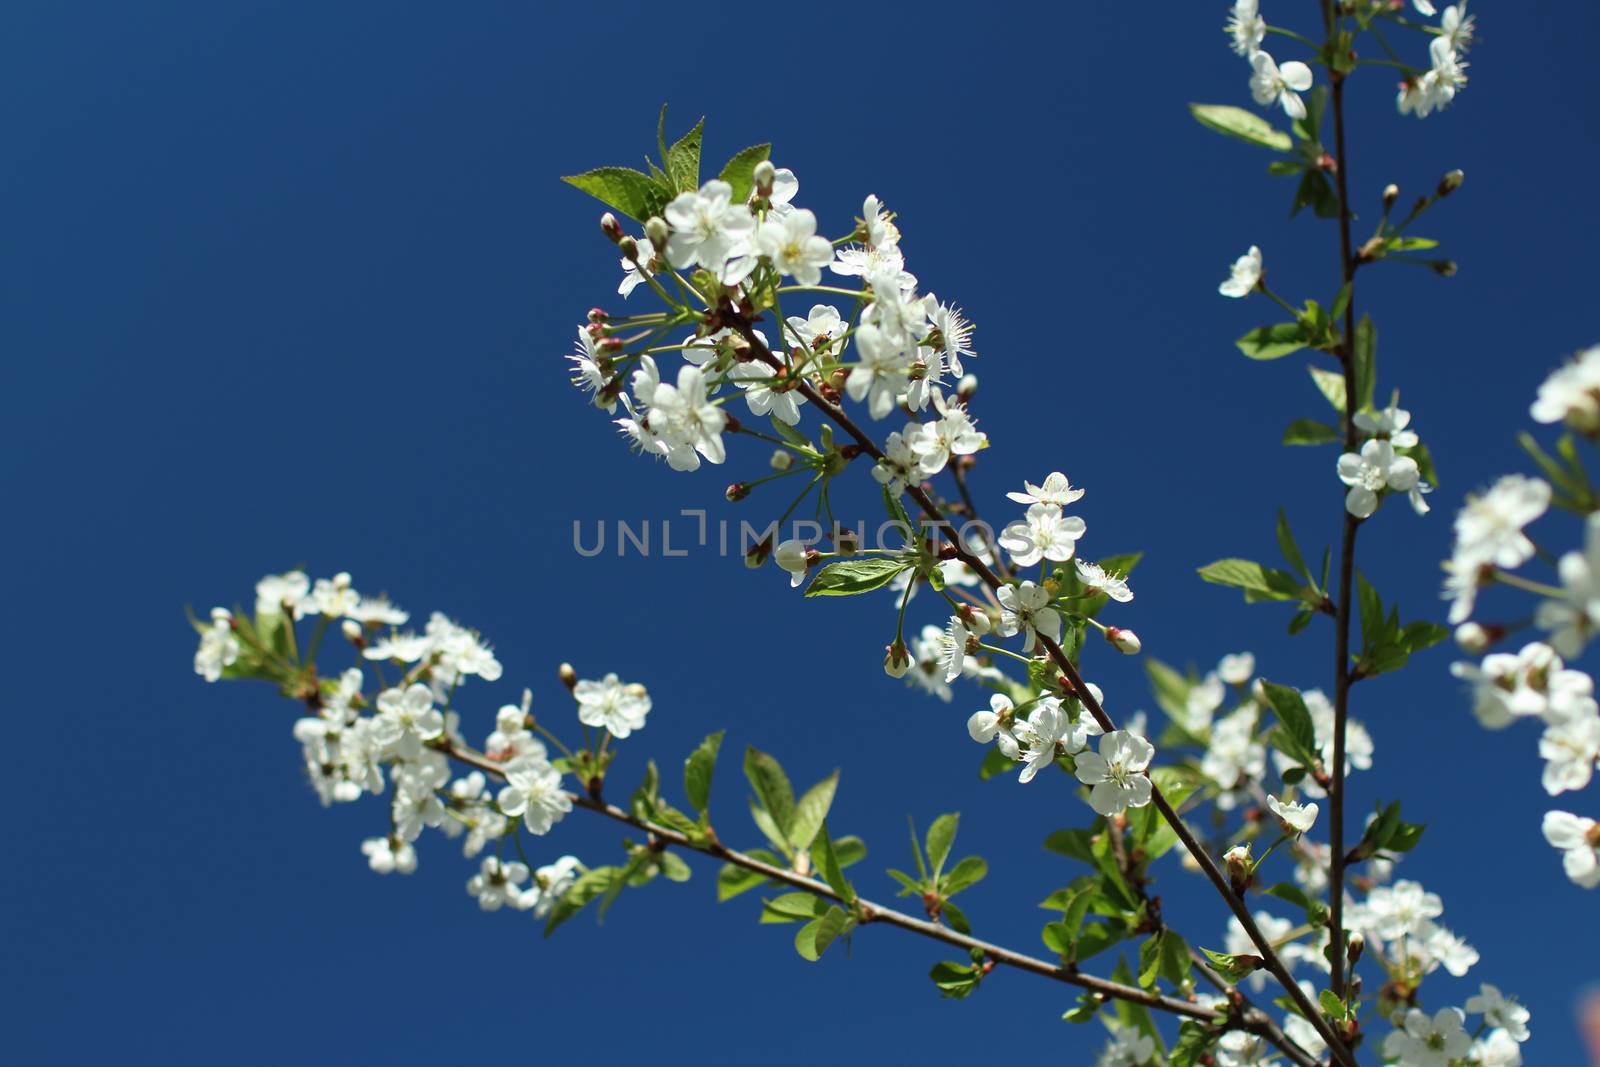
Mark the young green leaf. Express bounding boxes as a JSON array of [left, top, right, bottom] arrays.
[[665, 116, 704, 193], [803, 557, 909, 596], [1237, 322, 1309, 360], [544, 865, 625, 936], [743, 746, 795, 841], [788, 770, 840, 853], [684, 729, 724, 817], [561, 167, 672, 223], [718, 143, 772, 203], [925, 813, 959, 880], [793, 905, 850, 961], [1188, 103, 1293, 151], [1283, 417, 1341, 446]]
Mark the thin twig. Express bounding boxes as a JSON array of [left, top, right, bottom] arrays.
[[442, 742, 1312, 1051]]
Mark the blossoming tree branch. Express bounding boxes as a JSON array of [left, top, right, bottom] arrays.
[[192, 2, 1589, 1064]]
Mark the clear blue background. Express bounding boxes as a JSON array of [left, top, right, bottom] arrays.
[[3, 2, 1596, 1063]]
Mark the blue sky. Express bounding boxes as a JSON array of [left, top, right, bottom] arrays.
[[3, 1, 1598, 1063]]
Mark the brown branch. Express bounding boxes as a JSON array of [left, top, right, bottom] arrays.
[[442, 743, 1314, 1052], [1324, 0, 1361, 1017], [727, 318, 1350, 1066]]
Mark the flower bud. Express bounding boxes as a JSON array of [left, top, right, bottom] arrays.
[[1431, 259, 1458, 277], [341, 619, 362, 643], [644, 215, 669, 248], [959, 604, 992, 637], [725, 482, 750, 502], [587, 307, 609, 324], [1382, 183, 1399, 211], [600, 212, 623, 243], [957, 373, 978, 400], [1223, 843, 1253, 891], [752, 159, 776, 195], [1347, 931, 1365, 966], [558, 663, 578, 691], [774, 539, 811, 583], [883, 639, 913, 679], [1454, 622, 1492, 653], [1105, 626, 1142, 655], [745, 538, 772, 568], [617, 236, 639, 261], [210, 606, 233, 624], [1437, 169, 1464, 197], [770, 449, 793, 471]]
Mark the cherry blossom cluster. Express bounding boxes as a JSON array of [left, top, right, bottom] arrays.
[[191, 569, 662, 915], [1445, 344, 1600, 891], [1226, 0, 1471, 123], [568, 163, 977, 478]]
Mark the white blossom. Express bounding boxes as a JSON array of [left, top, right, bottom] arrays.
[[497, 755, 572, 835], [1464, 984, 1530, 1043], [372, 683, 445, 761], [1381, 1007, 1470, 1067], [1452, 475, 1550, 572], [255, 570, 310, 616], [1337, 439, 1421, 519], [1248, 52, 1313, 120], [1226, 0, 1265, 57], [1266, 793, 1319, 834], [1542, 810, 1600, 888], [1075, 560, 1132, 602], [1073, 730, 1155, 816], [1007, 472, 1085, 507], [910, 399, 986, 475], [996, 581, 1062, 652], [1536, 513, 1600, 657], [1219, 244, 1263, 298], [999, 503, 1085, 568], [466, 856, 532, 911], [361, 835, 417, 875], [193, 608, 239, 683], [1531, 345, 1600, 432], [755, 208, 832, 286], [646, 364, 728, 472], [573, 673, 651, 738], [1450, 642, 1596, 728], [663, 179, 756, 283], [1539, 710, 1600, 794]]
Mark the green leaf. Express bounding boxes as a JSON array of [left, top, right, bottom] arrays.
[[1043, 828, 1097, 864], [1188, 103, 1293, 151], [1291, 169, 1340, 219], [1197, 558, 1305, 603], [832, 834, 867, 868], [942, 856, 988, 896], [1265, 882, 1313, 914], [1138, 933, 1164, 989], [1168, 1022, 1216, 1067], [930, 960, 982, 999], [925, 813, 959, 880], [794, 905, 849, 961], [1384, 235, 1439, 252], [760, 891, 829, 924], [665, 116, 704, 193], [803, 557, 910, 596], [1353, 314, 1377, 412], [1199, 947, 1262, 984], [1309, 365, 1347, 413], [684, 730, 724, 817], [942, 899, 972, 935], [788, 770, 840, 853], [561, 167, 672, 223], [543, 866, 625, 936], [1282, 417, 1341, 446], [1276, 509, 1312, 585], [1260, 681, 1319, 766], [716, 848, 781, 901], [718, 143, 772, 204], [1144, 658, 1192, 722], [978, 743, 1014, 780], [1236, 322, 1309, 360], [810, 820, 854, 902], [1160, 929, 1193, 989], [1320, 988, 1349, 1020], [1062, 993, 1101, 1023], [743, 747, 795, 841]]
